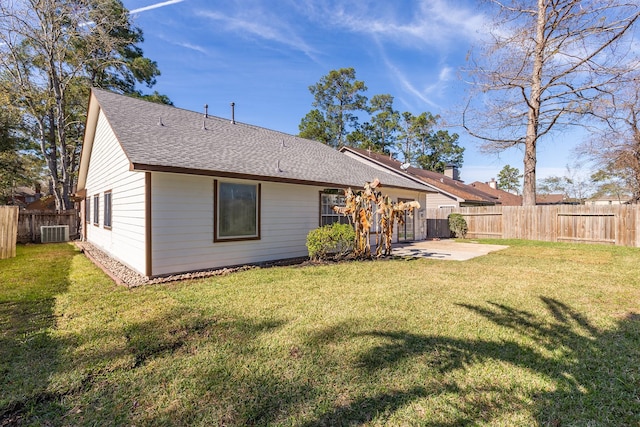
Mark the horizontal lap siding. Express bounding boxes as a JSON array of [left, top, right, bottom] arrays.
[[151, 173, 320, 276], [425, 193, 458, 209], [85, 110, 146, 274]]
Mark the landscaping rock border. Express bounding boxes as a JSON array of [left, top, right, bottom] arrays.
[[75, 241, 308, 287]]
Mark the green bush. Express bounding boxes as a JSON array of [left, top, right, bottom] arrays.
[[448, 213, 468, 238], [306, 223, 355, 261]]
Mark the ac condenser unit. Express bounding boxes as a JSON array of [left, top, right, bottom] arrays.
[[41, 225, 70, 243]]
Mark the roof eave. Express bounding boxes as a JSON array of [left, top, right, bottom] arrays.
[[130, 163, 427, 192], [76, 90, 101, 192]]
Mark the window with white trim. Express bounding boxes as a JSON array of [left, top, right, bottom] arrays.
[[320, 191, 350, 226]]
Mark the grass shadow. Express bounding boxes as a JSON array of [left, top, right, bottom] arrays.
[[0, 244, 77, 424], [301, 298, 639, 425], [457, 298, 640, 424]]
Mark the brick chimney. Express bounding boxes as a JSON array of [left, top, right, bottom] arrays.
[[444, 164, 460, 181]]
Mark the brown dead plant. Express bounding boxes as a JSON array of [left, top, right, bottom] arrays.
[[333, 179, 420, 258]]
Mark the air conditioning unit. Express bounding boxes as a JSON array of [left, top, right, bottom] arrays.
[[41, 225, 70, 243]]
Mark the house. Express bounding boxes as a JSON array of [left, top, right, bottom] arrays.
[[76, 89, 433, 278], [2, 185, 43, 208], [470, 180, 522, 206], [586, 195, 630, 206], [340, 147, 498, 208], [471, 180, 579, 206]]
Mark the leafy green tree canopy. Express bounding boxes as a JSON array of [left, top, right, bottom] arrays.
[[301, 67, 368, 148], [399, 112, 463, 173], [300, 68, 464, 174], [497, 165, 522, 194], [0, 0, 170, 210]]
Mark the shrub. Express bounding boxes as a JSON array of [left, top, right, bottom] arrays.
[[448, 213, 468, 238], [306, 223, 355, 261]]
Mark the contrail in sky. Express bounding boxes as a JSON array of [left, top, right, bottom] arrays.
[[130, 0, 185, 14]]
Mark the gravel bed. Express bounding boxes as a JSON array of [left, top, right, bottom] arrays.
[[76, 242, 308, 287]]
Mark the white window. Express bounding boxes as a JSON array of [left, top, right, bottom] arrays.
[[320, 192, 350, 226]]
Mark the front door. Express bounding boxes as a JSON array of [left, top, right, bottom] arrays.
[[397, 198, 415, 242]]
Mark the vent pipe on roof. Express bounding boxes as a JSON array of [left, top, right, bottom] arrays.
[[276, 159, 282, 173], [204, 104, 208, 118], [202, 119, 207, 130], [157, 116, 163, 126], [230, 102, 235, 124]]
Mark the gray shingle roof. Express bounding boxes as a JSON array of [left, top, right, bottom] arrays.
[[91, 89, 428, 191]]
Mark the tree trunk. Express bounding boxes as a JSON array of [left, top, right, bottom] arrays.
[[522, 0, 547, 206]]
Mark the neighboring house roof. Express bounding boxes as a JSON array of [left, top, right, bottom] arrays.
[[470, 181, 522, 206], [469, 182, 571, 205], [25, 195, 56, 210], [340, 147, 497, 205], [78, 89, 430, 193], [536, 194, 567, 205]]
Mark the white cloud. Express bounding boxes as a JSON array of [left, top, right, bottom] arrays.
[[129, 0, 185, 15], [176, 42, 207, 54], [297, 0, 487, 49], [195, 9, 318, 61], [439, 66, 453, 82], [378, 48, 439, 109]]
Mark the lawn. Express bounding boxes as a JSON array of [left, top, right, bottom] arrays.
[[1, 240, 639, 426]]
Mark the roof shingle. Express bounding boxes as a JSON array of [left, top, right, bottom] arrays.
[[340, 147, 497, 204], [90, 89, 428, 191]]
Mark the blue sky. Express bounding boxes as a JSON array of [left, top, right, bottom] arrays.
[[121, 0, 579, 184]]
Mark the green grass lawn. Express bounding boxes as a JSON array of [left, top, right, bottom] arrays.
[[1, 241, 639, 426]]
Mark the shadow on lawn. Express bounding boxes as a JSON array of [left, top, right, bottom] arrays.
[[302, 298, 640, 426], [0, 245, 76, 425]]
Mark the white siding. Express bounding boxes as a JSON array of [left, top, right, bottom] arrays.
[[425, 192, 459, 209], [151, 175, 432, 276], [151, 173, 321, 276], [84, 110, 147, 275]]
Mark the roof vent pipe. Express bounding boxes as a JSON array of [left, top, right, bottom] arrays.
[[204, 104, 208, 118], [230, 102, 235, 124]]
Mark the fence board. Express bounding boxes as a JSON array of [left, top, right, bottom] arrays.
[[0, 206, 19, 259], [17, 210, 79, 243], [426, 205, 640, 247]]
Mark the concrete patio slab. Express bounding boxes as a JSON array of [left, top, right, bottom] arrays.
[[392, 239, 509, 261]]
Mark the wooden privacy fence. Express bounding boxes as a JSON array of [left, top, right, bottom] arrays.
[[426, 205, 640, 247], [0, 206, 19, 259], [17, 209, 79, 243]]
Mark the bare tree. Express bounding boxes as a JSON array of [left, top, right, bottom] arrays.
[[0, 0, 161, 211], [580, 74, 640, 203], [463, 0, 639, 205]]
